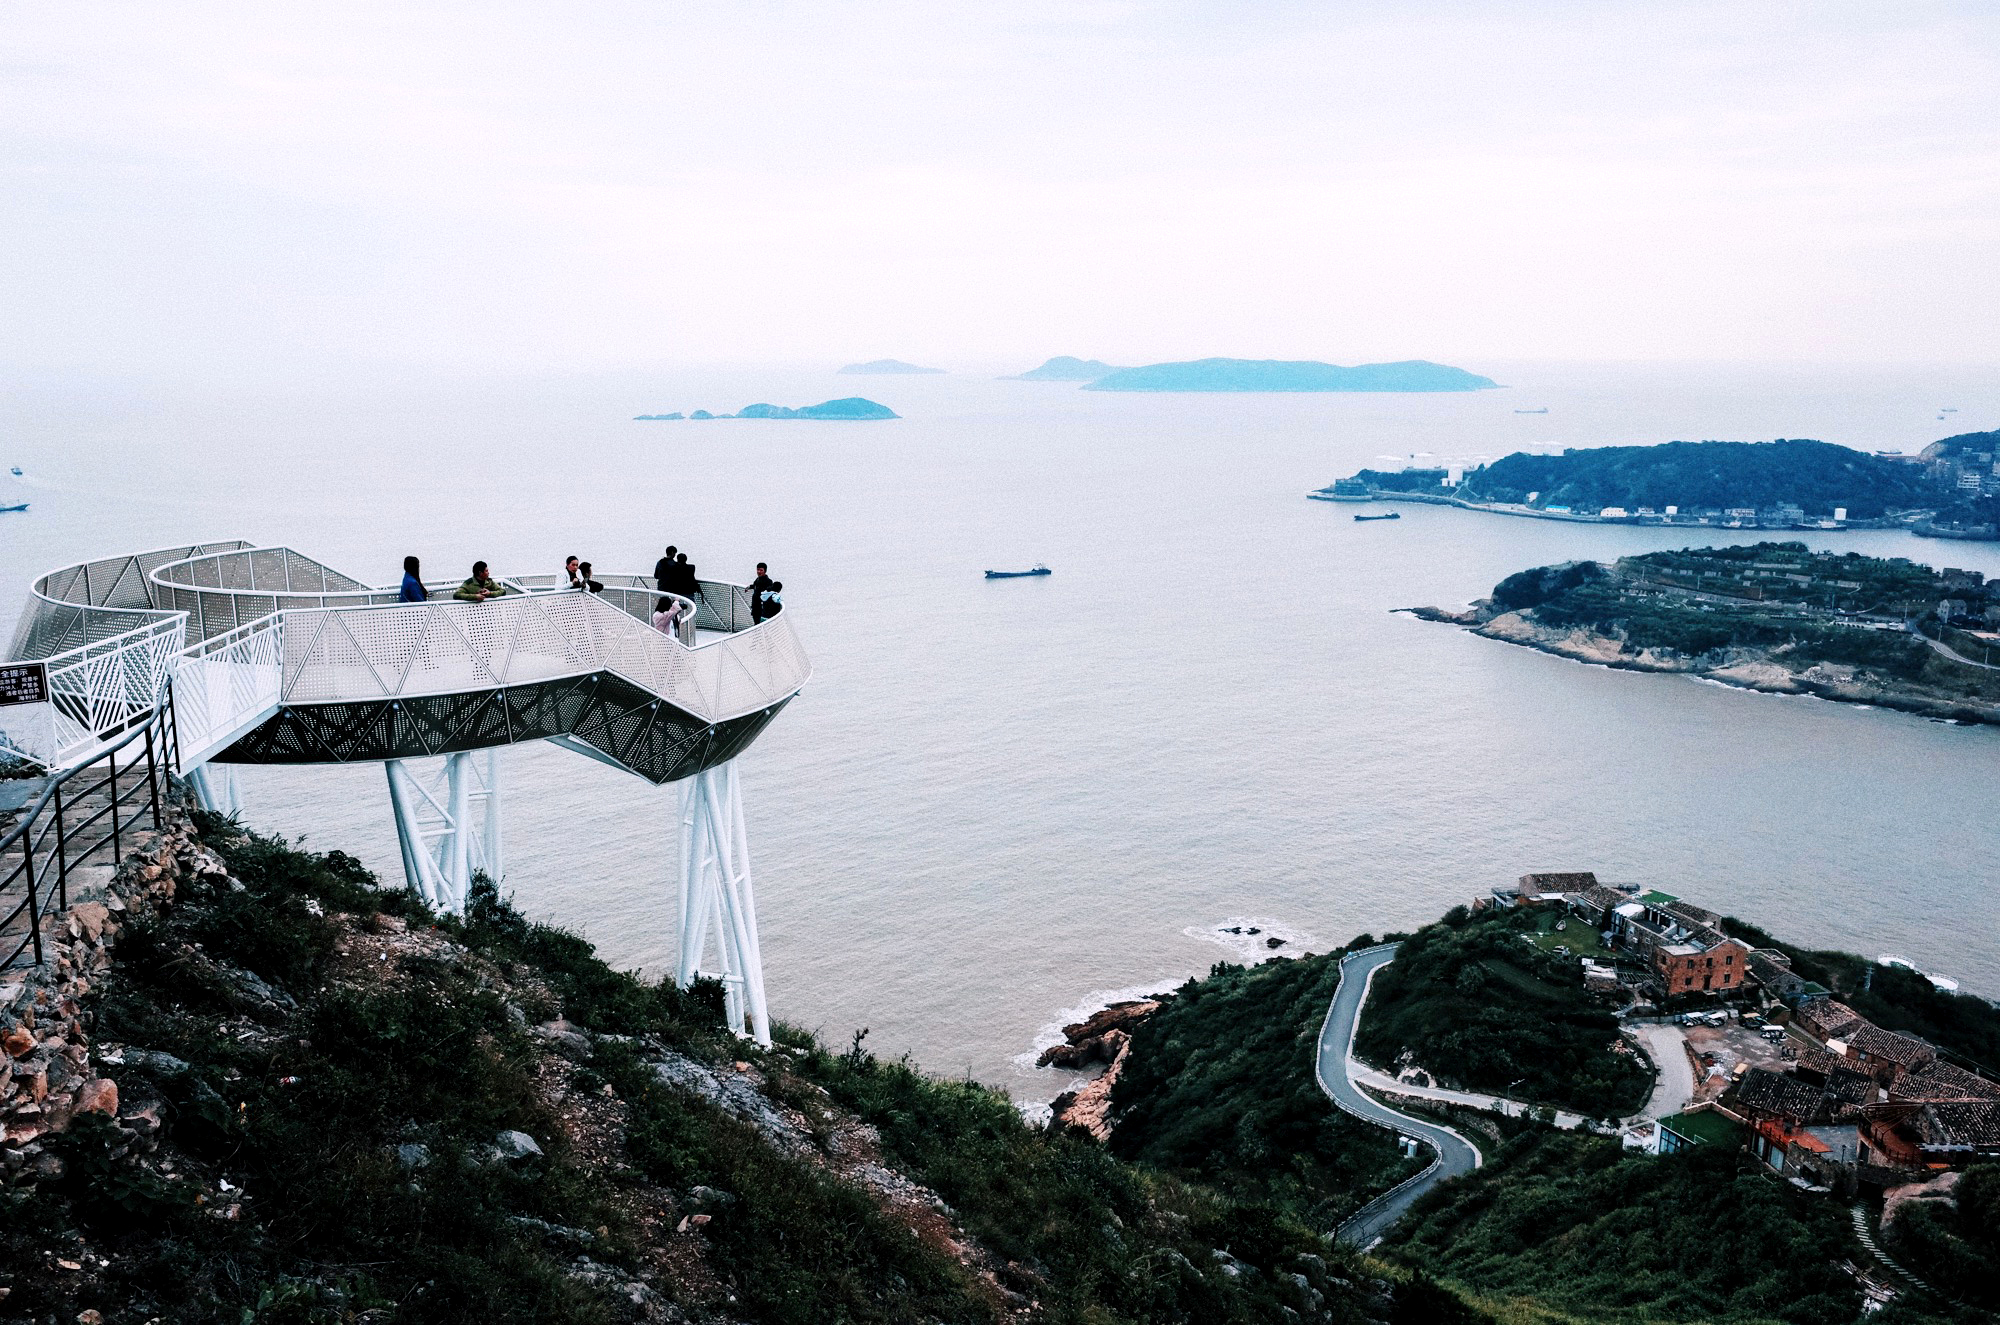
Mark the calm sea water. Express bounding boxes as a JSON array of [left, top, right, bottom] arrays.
[[5, 360, 1998, 1102]]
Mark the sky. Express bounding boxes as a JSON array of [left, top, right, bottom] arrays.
[[2, 0, 1997, 375]]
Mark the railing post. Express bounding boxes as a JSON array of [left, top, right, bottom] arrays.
[[167, 675, 185, 776], [22, 820, 43, 966], [108, 748, 122, 865], [144, 716, 163, 829], [52, 781, 69, 913]]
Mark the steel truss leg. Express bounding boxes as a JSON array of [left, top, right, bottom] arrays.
[[188, 763, 241, 818], [674, 759, 770, 1045], [385, 750, 503, 915]]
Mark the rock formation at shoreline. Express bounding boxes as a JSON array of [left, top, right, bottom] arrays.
[[1040, 1000, 1160, 1139]]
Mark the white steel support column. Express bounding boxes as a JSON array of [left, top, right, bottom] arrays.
[[674, 759, 770, 1045], [384, 750, 503, 914], [187, 763, 242, 818]]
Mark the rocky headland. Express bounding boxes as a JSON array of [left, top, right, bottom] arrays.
[[1406, 550, 2000, 725]]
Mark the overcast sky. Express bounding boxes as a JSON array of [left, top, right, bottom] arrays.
[[3, 1, 1996, 374]]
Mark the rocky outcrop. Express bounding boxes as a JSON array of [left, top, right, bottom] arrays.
[[1040, 1000, 1161, 1140], [1035, 1000, 1159, 1070], [1, 815, 193, 1163]]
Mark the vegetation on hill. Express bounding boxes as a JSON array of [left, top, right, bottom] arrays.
[[1884, 1164, 2000, 1312], [1441, 544, 2000, 722], [4, 811, 1447, 1325], [1456, 438, 1936, 518], [1719, 917, 2000, 1076], [1102, 953, 1424, 1229], [1353, 907, 1651, 1119], [1380, 1130, 1863, 1325]]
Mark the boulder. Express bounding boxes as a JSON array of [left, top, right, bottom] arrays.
[[493, 1129, 544, 1161], [73, 1078, 118, 1116]]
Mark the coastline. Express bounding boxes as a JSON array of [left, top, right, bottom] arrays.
[[1404, 606, 2000, 726]]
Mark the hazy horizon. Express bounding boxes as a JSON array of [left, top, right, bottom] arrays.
[[4, 1, 1997, 377]]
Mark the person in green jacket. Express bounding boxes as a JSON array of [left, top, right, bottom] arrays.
[[453, 561, 512, 603]]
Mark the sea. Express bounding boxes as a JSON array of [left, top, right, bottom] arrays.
[[4, 358, 1998, 1105]]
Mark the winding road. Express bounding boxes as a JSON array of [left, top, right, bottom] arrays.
[[1316, 944, 1483, 1248]]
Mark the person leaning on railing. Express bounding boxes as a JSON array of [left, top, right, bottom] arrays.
[[453, 561, 513, 603]]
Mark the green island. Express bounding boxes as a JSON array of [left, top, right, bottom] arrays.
[[1318, 433, 2000, 539], [1407, 543, 2000, 724], [635, 397, 899, 421], [1001, 356, 1127, 382], [1083, 358, 1498, 393]]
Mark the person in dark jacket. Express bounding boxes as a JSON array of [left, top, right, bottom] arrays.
[[399, 556, 427, 603], [759, 581, 783, 618], [675, 552, 702, 598], [748, 563, 773, 623], [576, 561, 604, 593], [654, 545, 678, 614]]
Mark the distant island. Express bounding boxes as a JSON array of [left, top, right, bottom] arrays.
[[1315, 433, 2000, 536], [1002, 355, 1125, 381], [836, 359, 943, 375], [1407, 543, 2000, 724], [634, 397, 898, 421], [1083, 357, 1499, 393]]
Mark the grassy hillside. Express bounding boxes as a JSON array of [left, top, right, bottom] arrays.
[[1380, 1131, 1864, 1325], [1105, 953, 1424, 1230], [1353, 907, 1650, 1119], [3, 811, 1429, 1325]]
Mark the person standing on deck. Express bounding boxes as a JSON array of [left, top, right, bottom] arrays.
[[748, 562, 773, 623], [453, 562, 511, 602], [399, 556, 427, 603], [562, 554, 582, 589]]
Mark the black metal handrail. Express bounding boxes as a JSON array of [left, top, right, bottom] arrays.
[[0, 700, 169, 970]]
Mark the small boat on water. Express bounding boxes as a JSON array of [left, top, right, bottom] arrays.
[[1353, 512, 1400, 522], [1514, 408, 1549, 414], [0, 503, 26, 514], [985, 565, 1051, 579], [8, 467, 20, 476]]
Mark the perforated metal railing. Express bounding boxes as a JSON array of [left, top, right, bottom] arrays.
[[5, 544, 807, 772], [273, 589, 808, 723]]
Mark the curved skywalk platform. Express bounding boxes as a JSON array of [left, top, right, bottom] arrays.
[[9, 543, 810, 780], [5, 542, 810, 1043]]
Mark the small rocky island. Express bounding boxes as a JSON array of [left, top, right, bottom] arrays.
[[1084, 357, 1498, 392], [1412, 543, 2000, 723], [635, 397, 898, 421], [836, 358, 943, 375], [1002, 355, 1125, 381]]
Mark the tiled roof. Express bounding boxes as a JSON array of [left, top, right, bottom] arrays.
[[1735, 1068, 1827, 1124], [1919, 1101, 2000, 1149], [1847, 1024, 1935, 1069], [1891, 1060, 2000, 1104], [1576, 885, 1632, 915], [1521, 871, 1598, 892], [1799, 1001, 1864, 1041], [1661, 899, 1723, 930], [1748, 952, 1802, 988]]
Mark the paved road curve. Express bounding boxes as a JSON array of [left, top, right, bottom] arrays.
[[1316, 944, 1483, 1248]]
